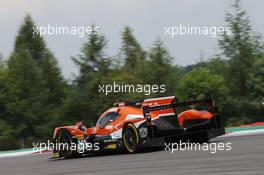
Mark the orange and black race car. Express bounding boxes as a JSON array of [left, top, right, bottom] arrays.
[[52, 96, 225, 158]]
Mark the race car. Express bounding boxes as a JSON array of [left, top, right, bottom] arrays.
[[52, 96, 225, 158]]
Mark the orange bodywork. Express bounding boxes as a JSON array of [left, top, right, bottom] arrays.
[[53, 96, 215, 139], [178, 110, 214, 126], [51, 96, 225, 159]]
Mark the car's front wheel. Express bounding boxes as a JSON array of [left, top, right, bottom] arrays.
[[122, 123, 139, 153], [57, 129, 79, 159]]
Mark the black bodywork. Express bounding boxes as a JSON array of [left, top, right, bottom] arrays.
[[140, 97, 225, 147]]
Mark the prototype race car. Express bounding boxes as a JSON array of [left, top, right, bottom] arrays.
[[52, 96, 225, 158]]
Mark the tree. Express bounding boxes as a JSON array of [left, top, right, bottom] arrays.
[[5, 51, 45, 141], [245, 55, 264, 121], [15, 15, 46, 62], [177, 68, 228, 100], [120, 26, 146, 70], [39, 50, 65, 108], [0, 54, 7, 121], [247, 55, 264, 99], [15, 14, 65, 104], [61, 27, 112, 124], [191, 56, 228, 76], [0, 54, 4, 68], [0, 120, 18, 150], [218, 0, 263, 96], [147, 39, 173, 83], [72, 28, 110, 89], [138, 39, 180, 97], [176, 68, 230, 122], [217, 0, 264, 124], [0, 15, 66, 148]]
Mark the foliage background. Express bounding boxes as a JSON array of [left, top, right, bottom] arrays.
[[0, 0, 263, 150]]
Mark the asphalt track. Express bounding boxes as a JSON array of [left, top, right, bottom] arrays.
[[0, 135, 264, 175]]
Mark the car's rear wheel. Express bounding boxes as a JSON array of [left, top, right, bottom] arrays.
[[57, 129, 79, 159], [122, 123, 139, 153]]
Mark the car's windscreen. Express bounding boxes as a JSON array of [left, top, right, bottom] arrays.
[[96, 112, 119, 128]]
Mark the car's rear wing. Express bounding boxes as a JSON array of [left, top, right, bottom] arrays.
[[144, 97, 215, 112], [142, 97, 220, 126], [114, 96, 176, 108], [114, 96, 216, 113]]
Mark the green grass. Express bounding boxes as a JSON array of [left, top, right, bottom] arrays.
[[226, 125, 264, 132]]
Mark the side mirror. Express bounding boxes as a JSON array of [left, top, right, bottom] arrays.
[[75, 121, 87, 131], [75, 121, 82, 127]]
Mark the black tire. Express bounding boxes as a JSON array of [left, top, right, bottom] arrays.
[[57, 129, 79, 159], [122, 123, 139, 153]]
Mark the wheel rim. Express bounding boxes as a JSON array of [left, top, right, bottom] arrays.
[[123, 124, 138, 152]]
